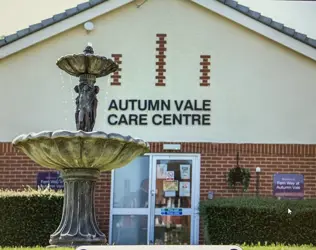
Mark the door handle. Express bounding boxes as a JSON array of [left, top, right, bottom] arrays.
[[151, 190, 155, 196]]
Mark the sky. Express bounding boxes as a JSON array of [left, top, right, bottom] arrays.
[[0, 0, 315, 39]]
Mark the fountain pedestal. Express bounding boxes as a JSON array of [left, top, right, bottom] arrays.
[[49, 169, 105, 247]]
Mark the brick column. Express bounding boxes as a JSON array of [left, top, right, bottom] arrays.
[[111, 54, 122, 86], [200, 55, 211, 87], [155, 34, 167, 86]]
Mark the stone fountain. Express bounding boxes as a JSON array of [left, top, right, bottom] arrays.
[[12, 45, 150, 247]]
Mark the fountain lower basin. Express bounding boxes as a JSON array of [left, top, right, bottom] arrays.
[[12, 130, 150, 247], [13, 130, 149, 171]]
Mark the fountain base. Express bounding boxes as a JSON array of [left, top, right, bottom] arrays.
[[49, 168, 106, 247]]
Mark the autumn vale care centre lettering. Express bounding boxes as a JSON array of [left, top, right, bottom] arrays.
[[106, 99, 211, 126]]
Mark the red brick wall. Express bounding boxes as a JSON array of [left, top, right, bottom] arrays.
[[1, 142, 316, 242], [0, 142, 112, 234]]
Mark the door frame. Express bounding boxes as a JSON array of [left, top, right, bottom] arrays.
[[109, 153, 201, 245]]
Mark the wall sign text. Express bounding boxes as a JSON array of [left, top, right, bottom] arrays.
[[273, 173, 304, 200], [37, 171, 64, 191], [106, 99, 211, 126]]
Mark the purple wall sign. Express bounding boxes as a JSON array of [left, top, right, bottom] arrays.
[[37, 171, 64, 191], [273, 173, 304, 200]]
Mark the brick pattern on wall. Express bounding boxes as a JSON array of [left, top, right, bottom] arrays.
[[111, 54, 122, 86], [200, 55, 211, 86], [155, 34, 167, 86], [1, 142, 316, 243], [0, 142, 111, 234], [149, 142, 316, 199], [149, 142, 316, 244]]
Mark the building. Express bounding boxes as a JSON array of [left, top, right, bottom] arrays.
[[1, 0, 316, 245]]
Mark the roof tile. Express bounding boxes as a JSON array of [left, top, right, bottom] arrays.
[[283, 26, 295, 37], [90, 0, 104, 5], [294, 32, 307, 42], [0, 39, 6, 46], [236, 4, 249, 14], [259, 16, 272, 25], [247, 9, 260, 19], [29, 23, 43, 32], [77, 2, 91, 11], [16, 28, 30, 38], [41, 18, 55, 27], [306, 38, 316, 47], [66, 7, 79, 16], [53, 13, 68, 22], [270, 21, 284, 31], [225, 0, 238, 8], [5, 34, 18, 43]]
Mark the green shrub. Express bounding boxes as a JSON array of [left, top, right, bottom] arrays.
[[199, 197, 316, 245], [0, 187, 63, 247]]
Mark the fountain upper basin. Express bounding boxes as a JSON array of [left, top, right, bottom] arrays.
[[56, 52, 118, 78], [12, 130, 150, 171]]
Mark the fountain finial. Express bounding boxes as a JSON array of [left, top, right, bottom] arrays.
[[83, 45, 94, 55]]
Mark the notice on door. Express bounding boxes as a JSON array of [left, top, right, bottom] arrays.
[[180, 165, 190, 179], [179, 182, 191, 197], [157, 164, 168, 179], [163, 180, 178, 191], [161, 208, 183, 216], [164, 191, 176, 197], [166, 171, 174, 180]]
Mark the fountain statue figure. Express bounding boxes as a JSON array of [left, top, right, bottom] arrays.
[[63, 45, 115, 132], [12, 45, 150, 247], [74, 75, 99, 131]]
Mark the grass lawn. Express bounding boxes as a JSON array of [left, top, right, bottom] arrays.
[[0, 246, 316, 250], [242, 246, 316, 250]]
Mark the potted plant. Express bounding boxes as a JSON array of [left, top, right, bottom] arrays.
[[227, 152, 251, 192]]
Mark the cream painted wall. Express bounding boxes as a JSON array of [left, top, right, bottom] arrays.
[[1, 0, 316, 143]]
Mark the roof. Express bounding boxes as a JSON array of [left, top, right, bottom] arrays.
[[0, 0, 316, 59], [0, 0, 108, 48], [217, 0, 316, 49]]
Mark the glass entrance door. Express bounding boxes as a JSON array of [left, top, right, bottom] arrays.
[[149, 155, 200, 245], [109, 154, 200, 245], [109, 156, 150, 245]]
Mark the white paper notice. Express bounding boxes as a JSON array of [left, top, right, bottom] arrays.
[[180, 165, 190, 179], [157, 164, 167, 179], [164, 191, 176, 197], [179, 181, 191, 197], [166, 171, 174, 180]]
